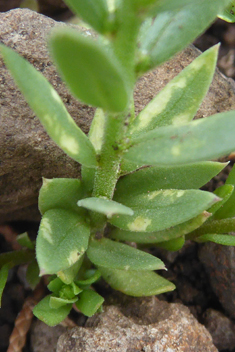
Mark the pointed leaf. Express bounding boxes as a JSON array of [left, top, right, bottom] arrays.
[[39, 178, 85, 215], [196, 234, 235, 246], [111, 189, 218, 232], [99, 267, 175, 296], [36, 209, 90, 275], [207, 185, 234, 217], [137, 0, 230, 71], [131, 46, 218, 138], [49, 296, 78, 309], [0, 44, 96, 167], [214, 164, 235, 219], [87, 238, 165, 270], [218, 1, 235, 22], [0, 264, 9, 307], [49, 27, 129, 112], [77, 197, 134, 218], [75, 289, 104, 317], [17, 232, 35, 249], [117, 162, 227, 197], [64, 0, 109, 33], [110, 211, 211, 243], [124, 111, 235, 167], [33, 295, 72, 326]]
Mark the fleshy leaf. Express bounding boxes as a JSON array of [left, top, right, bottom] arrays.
[[26, 260, 40, 289], [117, 162, 227, 196], [99, 267, 175, 296], [57, 255, 84, 285], [137, 0, 231, 72], [47, 277, 64, 294], [131, 46, 218, 138], [218, 1, 235, 22], [39, 178, 85, 215], [196, 234, 235, 246], [111, 189, 218, 232], [213, 164, 235, 219], [0, 264, 9, 307], [17, 232, 35, 249], [49, 296, 78, 309], [207, 185, 234, 217], [86, 238, 165, 270], [75, 270, 101, 288], [77, 197, 134, 218], [123, 111, 235, 167], [33, 295, 72, 326], [187, 218, 235, 240], [49, 27, 129, 112], [63, 0, 109, 33], [0, 250, 35, 268], [36, 209, 90, 275], [0, 44, 96, 167], [109, 211, 211, 243], [156, 236, 185, 252], [75, 289, 104, 317]]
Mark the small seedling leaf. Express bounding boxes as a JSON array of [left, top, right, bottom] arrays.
[[87, 238, 165, 270], [0, 264, 9, 307], [39, 178, 85, 215], [49, 27, 129, 112], [49, 296, 78, 309], [75, 289, 104, 317], [17, 232, 35, 249], [64, 0, 109, 33], [77, 197, 134, 218], [109, 212, 211, 243], [36, 209, 90, 275], [99, 267, 175, 296], [0, 44, 96, 167], [57, 255, 84, 285], [75, 269, 101, 288], [33, 295, 72, 326], [123, 111, 235, 167], [111, 189, 218, 232], [196, 234, 235, 246], [132, 46, 218, 137]]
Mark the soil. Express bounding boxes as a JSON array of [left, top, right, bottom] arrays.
[[1, 5, 235, 352]]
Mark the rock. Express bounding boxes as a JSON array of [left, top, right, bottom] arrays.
[[1, 9, 235, 223], [30, 320, 66, 352], [57, 296, 218, 352], [203, 308, 235, 351], [198, 242, 235, 319]]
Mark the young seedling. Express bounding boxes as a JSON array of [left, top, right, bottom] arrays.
[[1, 0, 235, 326]]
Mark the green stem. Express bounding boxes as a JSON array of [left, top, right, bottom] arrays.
[[186, 218, 235, 240]]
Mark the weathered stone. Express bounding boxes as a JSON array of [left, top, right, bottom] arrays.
[[198, 242, 235, 319], [1, 9, 235, 223], [57, 296, 218, 352], [203, 308, 235, 351]]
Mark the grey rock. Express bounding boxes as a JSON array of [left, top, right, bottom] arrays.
[[199, 242, 235, 319], [57, 297, 218, 352], [203, 308, 235, 351], [1, 9, 235, 223]]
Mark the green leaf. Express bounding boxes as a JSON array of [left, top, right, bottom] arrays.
[[0, 264, 9, 307], [218, 1, 235, 22], [99, 267, 175, 296], [87, 238, 165, 270], [75, 289, 104, 317], [17, 232, 35, 249], [77, 197, 134, 218], [75, 269, 101, 288], [47, 277, 64, 294], [39, 178, 85, 215], [49, 295, 78, 309], [131, 46, 218, 137], [156, 236, 185, 252], [117, 162, 227, 196], [0, 250, 35, 269], [207, 185, 234, 217], [57, 255, 84, 284], [64, 0, 109, 33], [213, 164, 235, 219], [26, 260, 40, 289], [0, 44, 96, 167], [123, 111, 235, 167], [137, 0, 231, 71], [196, 233, 235, 246], [36, 209, 90, 275], [187, 218, 235, 240], [33, 295, 72, 326], [109, 211, 211, 243], [49, 27, 129, 113], [111, 189, 218, 232]]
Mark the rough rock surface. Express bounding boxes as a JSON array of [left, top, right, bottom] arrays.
[[199, 242, 235, 319], [56, 296, 218, 352], [1, 9, 235, 222]]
